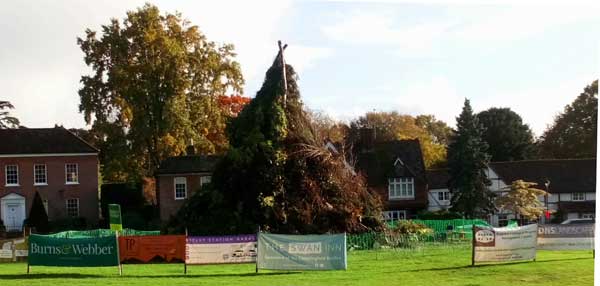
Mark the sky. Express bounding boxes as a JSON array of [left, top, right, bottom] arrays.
[[1, 0, 598, 137]]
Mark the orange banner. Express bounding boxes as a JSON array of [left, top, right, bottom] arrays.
[[119, 235, 185, 264]]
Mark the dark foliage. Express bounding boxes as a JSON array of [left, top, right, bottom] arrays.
[[27, 191, 49, 233], [477, 108, 535, 162], [538, 80, 597, 159], [447, 99, 495, 218]]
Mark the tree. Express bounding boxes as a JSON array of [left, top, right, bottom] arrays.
[[495, 180, 547, 222], [27, 191, 49, 233], [349, 112, 448, 168], [170, 46, 383, 234], [447, 99, 495, 218], [0, 100, 20, 129], [538, 80, 598, 159], [78, 4, 244, 182], [217, 95, 251, 117], [477, 108, 535, 162], [415, 115, 453, 145], [307, 109, 349, 143]]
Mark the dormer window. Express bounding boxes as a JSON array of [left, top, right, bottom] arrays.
[[389, 177, 415, 199]]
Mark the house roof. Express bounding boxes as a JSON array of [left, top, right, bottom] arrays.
[[0, 127, 98, 155], [426, 168, 450, 189], [489, 159, 596, 193], [356, 139, 426, 186], [155, 155, 221, 175]]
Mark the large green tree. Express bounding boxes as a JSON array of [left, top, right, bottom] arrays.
[[447, 99, 495, 218], [0, 100, 20, 129], [349, 112, 448, 168], [538, 80, 598, 159], [170, 47, 383, 234], [477, 108, 535, 162], [78, 4, 244, 182]]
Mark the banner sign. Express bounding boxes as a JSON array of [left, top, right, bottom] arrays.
[[108, 204, 123, 231], [0, 238, 28, 261], [28, 234, 118, 267], [537, 224, 595, 250], [474, 224, 537, 263], [186, 234, 257, 265], [257, 233, 347, 270], [119, 235, 185, 264]]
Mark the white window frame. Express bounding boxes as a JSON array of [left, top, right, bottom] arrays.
[[5, 164, 19, 186], [438, 191, 450, 202], [200, 175, 212, 187], [174, 177, 187, 200], [383, 210, 407, 222], [572, 193, 585, 201], [65, 163, 79, 185], [388, 177, 415, 199], [66, 198, 79, 217], [33, 164, 48, 185]]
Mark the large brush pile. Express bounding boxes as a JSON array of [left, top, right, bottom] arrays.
[[169, 49, 383, 234]]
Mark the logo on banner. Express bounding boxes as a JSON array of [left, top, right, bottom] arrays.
[[475, 229, 495, 247], [289, 242, 322, 254]]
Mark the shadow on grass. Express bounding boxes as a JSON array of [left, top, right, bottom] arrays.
[[393, 256, 593, 273], [0, 273, 103, 279], [0, 271, 300, 280]]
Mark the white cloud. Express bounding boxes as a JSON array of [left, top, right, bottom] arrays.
[[322, 11, 454, 57], [454, 5, 598, 45]]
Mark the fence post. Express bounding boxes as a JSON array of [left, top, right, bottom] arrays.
[[256, 225, 260, 274], [115, 231, 122, 276], [471, 224, 475, 266], [184, 228, 188, 275]]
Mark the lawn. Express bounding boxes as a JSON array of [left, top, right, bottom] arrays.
[[0, 247, 593, 286]]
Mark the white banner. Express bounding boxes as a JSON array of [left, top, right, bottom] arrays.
[[537, 224, 594, 250], [186, 235, 257, 265], [474, 224, 537, 263], [0, 249, 12, 259]]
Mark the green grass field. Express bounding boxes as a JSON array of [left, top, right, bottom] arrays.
[[0, 247, 593, 286]]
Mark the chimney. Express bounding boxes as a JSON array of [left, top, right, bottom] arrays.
[[186, 139, 196, 155], [359, 127, 376, 153]]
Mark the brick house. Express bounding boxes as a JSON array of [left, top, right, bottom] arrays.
[[354, 129, 429, 221], [155, 151, 219, 222], [426, 159, 596, 226], [0, 127, 99, 231]]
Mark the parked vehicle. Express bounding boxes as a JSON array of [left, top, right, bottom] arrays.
[[560, 218, 595, 225]]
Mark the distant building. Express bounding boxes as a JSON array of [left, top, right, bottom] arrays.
[[354, 128, 429, 221], [0, 127, 99, 231], [426, 159, 596, 226], [155, 148, 220, 222]]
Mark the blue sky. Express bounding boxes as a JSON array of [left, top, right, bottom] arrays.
[[1, 0, 598, 136]]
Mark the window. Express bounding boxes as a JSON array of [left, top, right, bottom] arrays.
[[438, 191, 450, 202], [174, 177, 187, 200], [65, 163, 79, 184], [498, 214, 509, 227], [43, 200, 49, 214], [388, 178, 415, 199], [200, 176, 212, 187], [66, 199, 79, 217], [34, 164, 47, 185], [572, 193, 585, 201], [5, 165, 18, 186], [582, 213, 594, 219], [383, 210, 406, 222]]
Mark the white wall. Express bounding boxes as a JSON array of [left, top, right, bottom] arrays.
[[427, 188, 451, 211]]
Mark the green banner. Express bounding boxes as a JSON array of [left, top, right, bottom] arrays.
[[28, 234, 119, 267], [257, 233, 347, 271], [108, 204, 122, 231]]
